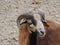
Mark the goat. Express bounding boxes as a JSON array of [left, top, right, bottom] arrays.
[[17, 8, 60, 45]]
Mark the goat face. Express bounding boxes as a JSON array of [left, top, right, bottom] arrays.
[[17, 15, 47, 37], [32, 14, 46, 37], [17, 9, 49, 37]]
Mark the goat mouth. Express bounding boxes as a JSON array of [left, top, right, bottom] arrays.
[[29, 29, 46, 37], [30, 30, 46, 38], [37, 31, 46, 37]]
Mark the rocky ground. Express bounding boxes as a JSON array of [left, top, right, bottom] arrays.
[[0, 0, 60, 45]]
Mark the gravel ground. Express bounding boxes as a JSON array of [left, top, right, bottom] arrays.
[[0, 0, 60, 45]]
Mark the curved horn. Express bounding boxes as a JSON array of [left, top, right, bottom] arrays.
[[17, 15, 21, 29], [17, 11, 35, 29]]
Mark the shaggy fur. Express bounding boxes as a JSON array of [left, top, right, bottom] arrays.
[[19, 19, 60, 45], [38, 19, 60, 45], [19, 24, 30, 45]]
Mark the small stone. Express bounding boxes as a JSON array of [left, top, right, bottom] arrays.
[[12, 38, 18, 41], [55, 15, 59, 18]]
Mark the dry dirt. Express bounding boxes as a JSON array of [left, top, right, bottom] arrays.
[[0, 0, 60, 45]]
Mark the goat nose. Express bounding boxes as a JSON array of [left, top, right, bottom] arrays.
[[40, 31, 44, 35]]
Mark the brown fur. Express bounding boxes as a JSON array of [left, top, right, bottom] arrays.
[[19, 19, 60, 45], [19, 24, 30, 45], [38, 19, 60, 45]]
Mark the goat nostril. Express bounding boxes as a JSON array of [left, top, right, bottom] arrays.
[[40, 31, 44, 35]]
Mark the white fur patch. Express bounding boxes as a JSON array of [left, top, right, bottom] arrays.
[[33, 14, 46, 37], [36, 21, 46, 37], [20, 19, 26, 24], [30, 24, 36, 32], [30, 24, 34, 27], [20, 19, 32, 25]]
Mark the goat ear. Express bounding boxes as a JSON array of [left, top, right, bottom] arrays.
[[41, 16, 49, 27], [43, 21, 49, 27]]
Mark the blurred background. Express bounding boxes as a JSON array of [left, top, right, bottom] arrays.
[[0, 0, 60, 45]]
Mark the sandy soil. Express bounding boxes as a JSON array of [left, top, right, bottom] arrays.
[[0, 0, 60, 45]]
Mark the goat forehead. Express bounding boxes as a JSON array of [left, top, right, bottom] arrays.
[[33, 14, 41, 21], [33, 14, 44, 28]]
